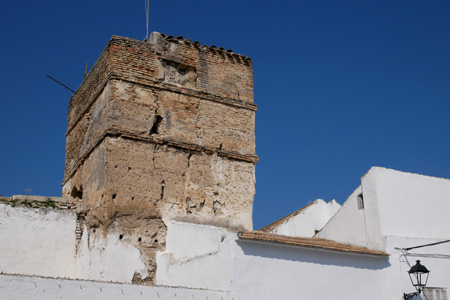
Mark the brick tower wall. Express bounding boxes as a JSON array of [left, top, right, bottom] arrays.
[[62, 33, 257, 283]]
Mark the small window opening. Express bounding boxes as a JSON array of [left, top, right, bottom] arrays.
[[119, 234, 124, 240], [150, 115, 163, 135], [357, 194, 364, 210], [71, 186, 83, 199]]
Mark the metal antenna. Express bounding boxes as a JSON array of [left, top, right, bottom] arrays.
[[144, 0, 150, 40], [46, 75, 75, 94]]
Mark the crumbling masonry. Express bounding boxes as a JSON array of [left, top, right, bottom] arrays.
[[63, 32, 258, 283]]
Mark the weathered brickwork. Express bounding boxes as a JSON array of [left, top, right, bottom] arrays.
[[63, 32, 257, 283]]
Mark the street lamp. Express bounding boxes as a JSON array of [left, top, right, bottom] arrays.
[[404, 260, 430, 300]]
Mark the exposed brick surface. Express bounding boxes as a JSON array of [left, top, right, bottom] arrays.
[[65, 34, 257, 181], [63, 33, 257, 283]]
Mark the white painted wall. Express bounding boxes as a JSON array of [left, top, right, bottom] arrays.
[[373, 167, 450, 239], [0, 202, 235, 288], [0, 203, 77, 278], [271, 199, 341, 237], [316, 185, 379, 249], [358, 168, 387, 251], [156, 221, 235, 291], [232, 236, 450, 300], [2, 223, 448, 300], [0, 273, 231, 300], [232, 239, 393, 300], [76, 225, 147, 283]]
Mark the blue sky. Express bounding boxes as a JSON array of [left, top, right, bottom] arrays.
[[1, 1, 449, 229]]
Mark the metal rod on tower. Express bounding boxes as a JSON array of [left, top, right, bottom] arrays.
[[46, 75, 75, 94]]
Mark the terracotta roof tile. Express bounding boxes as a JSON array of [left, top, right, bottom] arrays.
[[238, 231, 389, 257]]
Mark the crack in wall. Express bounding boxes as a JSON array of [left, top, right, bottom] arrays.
[[187, 151, 192, 168], [179, 251, 219, 266], [160, 181, 165, 202]]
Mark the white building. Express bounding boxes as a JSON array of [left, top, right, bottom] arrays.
[[234, 166, 450, 300], [2, 166, 450, 299]]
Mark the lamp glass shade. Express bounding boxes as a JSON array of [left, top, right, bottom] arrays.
[[408, 260, 430, 291]]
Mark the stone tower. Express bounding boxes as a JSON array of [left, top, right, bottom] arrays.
[[62, 32, 257, 282]]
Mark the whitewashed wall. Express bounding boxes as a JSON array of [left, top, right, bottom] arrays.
[[156, 221, 235, 291], [0, 274, 231, 300], [0, 203, 77, 278], [76, 225, 147, 283], [373, 168, 450, 239], [316, 185, 384, 249], [232, 237, 450, 300], [232, 240, 393, 300], [271, 199, 341, 237]]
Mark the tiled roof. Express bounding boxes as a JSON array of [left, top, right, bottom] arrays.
[[258, 200, 319, 232], [238, 231, 389, 256]]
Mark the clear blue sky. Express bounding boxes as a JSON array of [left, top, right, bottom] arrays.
[[1, 1, 449, 229]]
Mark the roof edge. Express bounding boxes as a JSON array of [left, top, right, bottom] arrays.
[[258, 199, 322, 233], [238, 231, 389, 257]]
